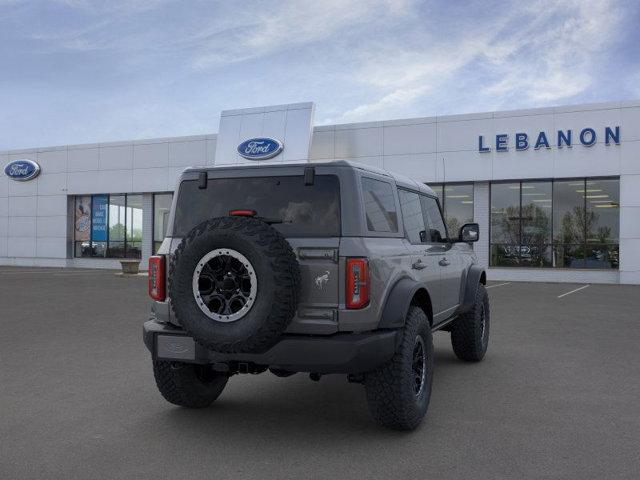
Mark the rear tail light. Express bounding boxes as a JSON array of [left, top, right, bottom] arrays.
[[346, 258, 369, 309], [229, 209, 257, 217], [148, 255, 166, 301]]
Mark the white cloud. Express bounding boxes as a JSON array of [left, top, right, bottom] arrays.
[[337, 35, 493, 121], [482, 0, 621, 105], [191, 0, 415, 69], [335, 0, 625, 122], [52, 0, 171, 13], [340, 85, 429, 121]]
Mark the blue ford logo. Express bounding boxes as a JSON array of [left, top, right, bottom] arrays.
[[4, 159, 41, 181], [237, 137, 283, 160]]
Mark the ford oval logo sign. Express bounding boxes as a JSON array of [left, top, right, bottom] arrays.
[[237, 137, 283, 160], [4, 159, 41, 182]]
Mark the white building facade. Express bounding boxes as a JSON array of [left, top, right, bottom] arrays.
[[1, 100, 639, 284]]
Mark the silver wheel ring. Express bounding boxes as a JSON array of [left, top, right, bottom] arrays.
[[192, 248, 258, 323]]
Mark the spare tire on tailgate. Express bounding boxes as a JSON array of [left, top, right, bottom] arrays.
[[169, 216, 301, 353]]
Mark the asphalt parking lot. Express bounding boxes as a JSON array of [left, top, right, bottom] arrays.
[[1, 268, 639, 479]]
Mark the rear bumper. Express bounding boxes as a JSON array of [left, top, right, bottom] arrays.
[[143, 320, 399, 374]]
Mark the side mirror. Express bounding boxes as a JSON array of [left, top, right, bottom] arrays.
[[458, 223, 479, 243], [419, 230, 427, 243]]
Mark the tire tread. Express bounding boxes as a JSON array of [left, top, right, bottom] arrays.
[[364, 307, 433, 431], [153, 361, 228, 408], [451, 283, 490, 362]]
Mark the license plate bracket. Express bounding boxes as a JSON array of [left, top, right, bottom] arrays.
[[156, 334, 196, 361]]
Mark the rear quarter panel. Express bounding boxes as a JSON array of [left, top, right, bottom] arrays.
[[337, 237, 413, 332]]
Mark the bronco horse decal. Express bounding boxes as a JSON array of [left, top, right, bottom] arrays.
[[315, 271, 330, 290]]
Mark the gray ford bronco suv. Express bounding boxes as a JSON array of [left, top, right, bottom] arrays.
[[144, 160, 489, 430]]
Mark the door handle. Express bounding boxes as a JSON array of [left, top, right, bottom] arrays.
[[439, 258, 450, 267], [412, 259, 427, 270]]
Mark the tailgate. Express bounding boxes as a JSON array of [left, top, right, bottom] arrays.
[[285, 237, 341, 334]]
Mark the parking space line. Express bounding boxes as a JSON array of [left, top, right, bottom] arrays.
[[557, 284, 590, 298], [486, 282, 511, 289]]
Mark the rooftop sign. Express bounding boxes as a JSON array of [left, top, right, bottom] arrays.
[[478, 126, 620, 152]]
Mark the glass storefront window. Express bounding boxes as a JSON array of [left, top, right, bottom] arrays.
[[74, 196, 92, 257], [585, 178, 619, 269], [126, 195, 143, 259], [108, 195, 126, 258], [520, 181, 552, 267], [490, 182, 520, 266], [91, 194, 109, 258], [553, 180, 585, 246], [553, 180, 586, 268], [73, 193, 144, 259], [586, 179, 619, 243], [491, 178, 619, 269], [153, 193, 173, 254]]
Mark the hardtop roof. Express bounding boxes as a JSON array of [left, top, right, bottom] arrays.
[[182, 160, 436, 196]]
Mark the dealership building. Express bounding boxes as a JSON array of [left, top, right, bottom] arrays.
[[1, 100, 639, 284]]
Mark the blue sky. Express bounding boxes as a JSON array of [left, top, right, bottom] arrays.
[[1, 0, 639, 150]]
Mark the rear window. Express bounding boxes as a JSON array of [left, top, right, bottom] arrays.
[[173, 175, 341, 237]]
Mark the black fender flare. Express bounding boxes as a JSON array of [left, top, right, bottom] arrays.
[[459, 265, 486, 314], [378, 277, 430, 329]]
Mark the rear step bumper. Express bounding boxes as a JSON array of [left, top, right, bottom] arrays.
[[143, 320, 399, 374]]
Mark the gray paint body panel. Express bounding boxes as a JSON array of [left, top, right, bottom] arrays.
[[154, 161, 483, 335]]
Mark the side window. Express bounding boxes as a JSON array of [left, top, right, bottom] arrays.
[[361, 177, 398, 233], [398, 189, 427, 244], [420, 195, 448, 243]]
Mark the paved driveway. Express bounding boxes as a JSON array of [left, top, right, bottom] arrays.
[[1, 268, 639, 479]]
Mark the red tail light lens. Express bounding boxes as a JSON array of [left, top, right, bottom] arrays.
[[229, 209, 257, 217], [346, 258, 369, 309], [148, 255, 166, 301]]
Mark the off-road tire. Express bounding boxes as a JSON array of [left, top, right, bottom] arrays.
[[451, 283, 490, 362], [153, 361, 228, 408], [169, 216, 301, 353], [364, 307, 433, 431]]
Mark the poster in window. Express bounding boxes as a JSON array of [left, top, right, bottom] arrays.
[[74, 196, 91, 241], [91, 195, 108, 242]]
